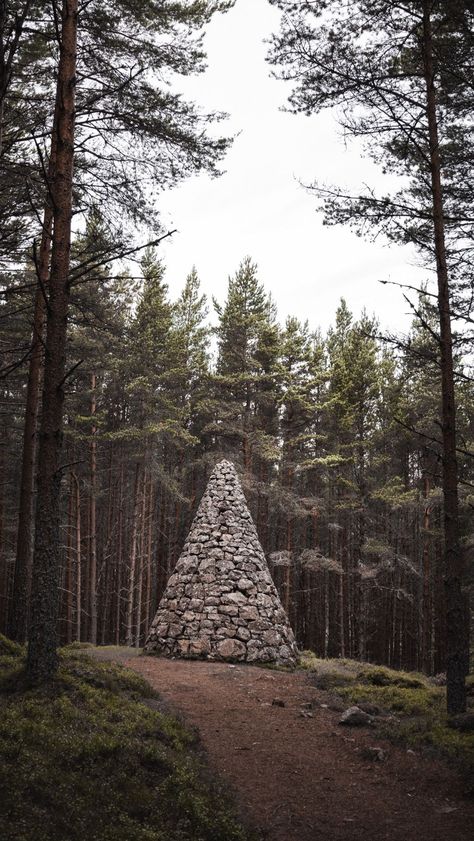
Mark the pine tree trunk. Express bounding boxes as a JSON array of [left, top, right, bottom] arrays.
[[9, 204, 54, 642], [65, 472, 74, 644], [0, 422, 6, 631], [135, 469, 147, 648], [125, 462, 141, 647], [422, 2, 467, 714], [100, 446, 115, 644], [89, 372, 97, 644], [422, 474, 432, 673], [10, 83, 60, 643], [144, 475, 154, 633], [26, 0, 78, 682], [115, 457, 124, 645], [72, 471, 81, 641]]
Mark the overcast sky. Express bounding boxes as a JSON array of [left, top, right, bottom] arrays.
[[158, 0, 428, 335]]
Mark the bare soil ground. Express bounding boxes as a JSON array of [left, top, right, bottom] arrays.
[[92, 649, 474, 841]]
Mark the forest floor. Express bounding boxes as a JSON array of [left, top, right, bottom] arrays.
[[89, 646, 474, 841]]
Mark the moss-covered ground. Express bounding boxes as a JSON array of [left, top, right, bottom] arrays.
[[0, 635, 255, 841], [300, 650, 474, 791]]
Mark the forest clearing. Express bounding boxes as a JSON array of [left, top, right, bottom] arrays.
[[1, 1, 473, 839]]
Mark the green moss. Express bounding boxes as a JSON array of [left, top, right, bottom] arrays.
[[339, 681, 441, 716], [0, 641, 254, 841], [0, 633, 24, 658], [299, 651, 360, 690], [59, 651, 157, 700], [299, 650, 321, 670], [359, 665, 425, 689], [299, 648, 474, 791]]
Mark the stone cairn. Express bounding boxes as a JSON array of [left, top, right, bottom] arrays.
[[145, 459, 299, 666]]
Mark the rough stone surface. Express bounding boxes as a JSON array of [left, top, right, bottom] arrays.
[[339, 706, 374, 727], [145, 459, 299, 666]]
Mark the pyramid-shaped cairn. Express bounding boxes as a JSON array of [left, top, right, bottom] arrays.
[[145, 460, 299, 665]]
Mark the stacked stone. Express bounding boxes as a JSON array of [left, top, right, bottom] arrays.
[[145, 460, 299, 666]]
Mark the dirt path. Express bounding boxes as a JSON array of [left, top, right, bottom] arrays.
[[90, 648, 474, 841], [96, 651, 473, 841]]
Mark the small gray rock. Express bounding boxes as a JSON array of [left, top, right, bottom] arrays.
[[339, 706, 373, 727]]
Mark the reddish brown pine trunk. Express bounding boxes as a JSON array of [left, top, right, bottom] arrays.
[[115, 457, 124, 645], [9, 204, 54, 642], [422, 475, 432, 673], [71, 471, 81, 641], [89, 372, 98, 644], [65, 472, 74, 644], [125, 463, 142, 647], [144, 476, 154, 633], [135, 470, 147, 647], [26, 0, 78, 682], [422, 2, 467, 714], [10, 85, 60, 643], [100, 447, 115, 644], [0, 423, 6, 631]]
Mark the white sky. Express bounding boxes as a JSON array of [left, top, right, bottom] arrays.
[[158, 0, 429, 335]]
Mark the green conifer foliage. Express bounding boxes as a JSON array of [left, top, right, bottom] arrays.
[[213, 257, 279, 471]]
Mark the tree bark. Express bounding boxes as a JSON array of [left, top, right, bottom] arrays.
[[125, 462, 141, 647], [72, 471, 81, 642], [65, 471, 74, 644], [10, 75, 61, 643], [0, 421, 6, 631], [422, 473, 432, 673], [100, 446, 115, 644], [9, 203, 54, 642], [115, 456, 124, 645], [144, 475, 154, 634], [26, 0, 78, 682], [422, 1, 467, 714], [135, 469, 147, 647], [89, 371, 97, 644]]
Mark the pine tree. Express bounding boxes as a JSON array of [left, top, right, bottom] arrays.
[[213, 257, 278, 471], [268, 0, 472, 712]]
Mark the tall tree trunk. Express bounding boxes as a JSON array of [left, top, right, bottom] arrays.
[[144, 475, 154, 633], [65, 472, 74, 644], [10, 82, 60, 643], [89, 371, 97, 644], [9, 205, 55, 642], [125, 462, 141, 647], [422, 2, 467, 714], [72, 471, 81, 642], [115, 457, 124, 645], [0, 422, 7, 631], [26, 0, 78, 682], [135, 469, 147, 648], [100, 446, 115, 644], [422, 474, 432, 673]]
